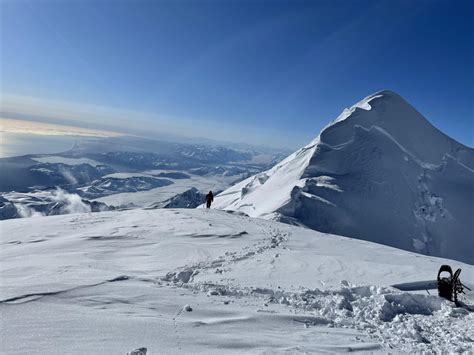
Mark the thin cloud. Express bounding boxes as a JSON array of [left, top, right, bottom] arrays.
[[0, 117, 122, 138]]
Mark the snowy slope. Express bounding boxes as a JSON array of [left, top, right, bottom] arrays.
[[212, 91, 474, 264], [1, 209, 473, 353]]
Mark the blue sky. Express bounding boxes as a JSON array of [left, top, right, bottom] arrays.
[[1, 0, 473, 148]]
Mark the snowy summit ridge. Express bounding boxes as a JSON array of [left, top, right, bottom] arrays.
[[212, 90, 474, 264]]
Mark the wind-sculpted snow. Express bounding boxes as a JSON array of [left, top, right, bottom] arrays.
[[1, 209, 472, 353], [212, 90, 474, 264]]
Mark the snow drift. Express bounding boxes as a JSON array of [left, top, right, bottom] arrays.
[[212, 90, 474, 264]]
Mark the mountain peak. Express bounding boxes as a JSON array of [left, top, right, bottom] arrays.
[[212, 91, 474, 264], [370, 89, 401, 97], [317, 89, 466, 169]]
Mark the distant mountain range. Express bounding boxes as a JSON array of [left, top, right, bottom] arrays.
[[0, 136, 287, 219]]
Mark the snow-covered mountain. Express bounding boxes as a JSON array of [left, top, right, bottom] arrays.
[[0, 189, 110, 219], [151, 187, 205, 209], [1, 209, 472, 353], [212, 91, 474, 264], [0, 159, 114, 192]]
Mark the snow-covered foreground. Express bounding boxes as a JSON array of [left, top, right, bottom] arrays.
[[1, 209, 473, 353]]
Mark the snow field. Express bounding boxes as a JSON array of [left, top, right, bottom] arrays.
[[1, 208, 472, 353]]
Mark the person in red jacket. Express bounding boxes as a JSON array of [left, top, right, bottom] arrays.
[[205, 191, 214, 209]]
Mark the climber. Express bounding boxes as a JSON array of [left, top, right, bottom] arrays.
[[205, 191, 214, 209]]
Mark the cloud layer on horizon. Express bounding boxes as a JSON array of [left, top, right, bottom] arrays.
[[0, 94, 308, 149], [0, 117, 122, 138]]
